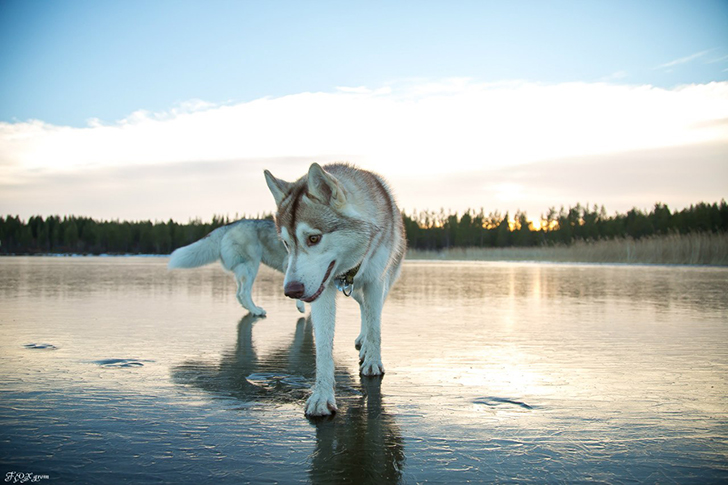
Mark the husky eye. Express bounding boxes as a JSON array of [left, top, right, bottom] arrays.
[[307, 234, 321, 246]]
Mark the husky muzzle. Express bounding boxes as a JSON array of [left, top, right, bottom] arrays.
[[285, 260, 336, 303], [284, 261, 361, 301]]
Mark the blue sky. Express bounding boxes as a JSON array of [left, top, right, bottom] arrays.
[[0, 0, 727, 221], [2, 0, 726, 126]]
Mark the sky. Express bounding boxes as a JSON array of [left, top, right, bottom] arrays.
[[1, 0, 727, 223]]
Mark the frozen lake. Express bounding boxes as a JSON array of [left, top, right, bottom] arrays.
[[1, 257, 727, 483]]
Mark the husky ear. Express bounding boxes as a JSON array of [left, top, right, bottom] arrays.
[[264, 170, 291, 206], [307, 163, 347, 207]]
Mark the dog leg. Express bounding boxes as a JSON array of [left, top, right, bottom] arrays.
[[305, 288, 338, 416], [352, 289, 366, 350], [358, 282, 385, 376], [233, 263, 266, 316]]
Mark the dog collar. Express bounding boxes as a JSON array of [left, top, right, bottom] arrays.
[[334, 263, 360, 297]]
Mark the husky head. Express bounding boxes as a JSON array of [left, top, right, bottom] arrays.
[[264, 163, 370, 303]]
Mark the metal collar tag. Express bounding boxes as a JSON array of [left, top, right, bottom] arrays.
[[334, 264, 360, 297]]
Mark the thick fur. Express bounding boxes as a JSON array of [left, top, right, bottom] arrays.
[[264, 163, 406, 417], [168, 219, 305, 316]]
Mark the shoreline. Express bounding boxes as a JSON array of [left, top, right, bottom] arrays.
[[405, 232, 728, 266]]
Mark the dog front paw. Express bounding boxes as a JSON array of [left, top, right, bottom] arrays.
[[305, 389, 338, 417], [249, 307, 267, 317], [360, 358, 385, 376]]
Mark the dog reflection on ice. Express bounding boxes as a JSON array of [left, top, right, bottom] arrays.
[[172, 313, 404, 483]]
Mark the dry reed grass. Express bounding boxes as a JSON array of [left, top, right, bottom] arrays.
[[406, 232, 728, 266]]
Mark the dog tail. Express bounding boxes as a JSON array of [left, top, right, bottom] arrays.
[[168, 225, 229, 269]]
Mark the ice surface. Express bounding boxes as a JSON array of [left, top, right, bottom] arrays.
[[1, 257, 726, 483]]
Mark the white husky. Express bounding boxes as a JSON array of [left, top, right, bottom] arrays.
[[168, 219, 305, 316], [264, 163, 406, 416]]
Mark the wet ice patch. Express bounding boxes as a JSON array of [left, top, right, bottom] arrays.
[[24, 343, 58, 350], [473, 397, 534, 411], [91, 358, 153, 368], [247, 373, 310, 390]]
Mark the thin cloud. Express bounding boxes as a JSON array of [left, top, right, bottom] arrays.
[[656, 49, 713, 70], [707, 54, 728, 64]]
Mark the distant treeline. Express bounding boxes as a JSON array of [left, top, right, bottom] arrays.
[[0, 215, 239, 255], [0, 201, 726, 255], [404, 201, 728, 250]]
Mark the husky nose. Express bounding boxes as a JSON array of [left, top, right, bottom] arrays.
[[284, 281, 305, 299]]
